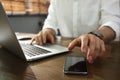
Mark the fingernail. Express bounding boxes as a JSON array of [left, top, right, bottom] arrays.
[[44, 41, 46, 44], [39, 42, 43, 45], [44, 39, 47, 43], [88, 56, 94, 63], [82, 47, 86, 53], [67, 47, 71, 51]]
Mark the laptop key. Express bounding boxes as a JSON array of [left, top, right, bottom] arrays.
[[20, 44, 51, 57]]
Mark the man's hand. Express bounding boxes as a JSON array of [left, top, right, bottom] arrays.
[[31, 28, 56, 45], [68, 34, 106, 63]]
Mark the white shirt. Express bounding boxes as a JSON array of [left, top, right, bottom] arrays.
[[43, 0, 120, 40]]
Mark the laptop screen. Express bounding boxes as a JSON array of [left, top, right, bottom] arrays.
[[0, 2, 26, 60]]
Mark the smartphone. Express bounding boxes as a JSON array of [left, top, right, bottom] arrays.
[[63, 56, 88, 75]]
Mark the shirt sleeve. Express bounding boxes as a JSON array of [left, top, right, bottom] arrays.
[[99, 0, 120, 40], [42, 0, 58, 34]]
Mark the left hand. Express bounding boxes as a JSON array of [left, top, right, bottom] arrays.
[[68, 33, 106, 63]]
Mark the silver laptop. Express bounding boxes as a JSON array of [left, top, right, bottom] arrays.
[[0, 2, 69, 61]]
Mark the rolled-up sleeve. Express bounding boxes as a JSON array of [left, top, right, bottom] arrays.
[[42, 0, 58, 34], [100, 0, 120, 40]]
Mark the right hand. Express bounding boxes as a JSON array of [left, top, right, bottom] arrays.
[[68, 33, 105, 63], [31, 28, 56, 45]]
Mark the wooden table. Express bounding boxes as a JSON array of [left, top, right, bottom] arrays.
[[0, 33, 120, 80]]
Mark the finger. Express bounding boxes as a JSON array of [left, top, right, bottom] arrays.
[[99, 40, 106, 57], [48, 33, 55, 44], [37, 34, 43, 45], [94, 38, 101, 58], [80, 35, 89, 53], [42, 31, 47, 44], [86, 36, 96, 63], [51, 35, 55, 44], [87, 49, 94, 63], [30, 36, 35, 45], [94, 39, 105, 58], [89, 36, 96, 55], [68, 38, 81, 50], [32, 33, 43, 45]]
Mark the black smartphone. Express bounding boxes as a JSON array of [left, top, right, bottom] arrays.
[[63, 56, 88, 75]]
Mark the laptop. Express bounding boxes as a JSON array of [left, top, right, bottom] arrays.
[[0, 2, 69, 61]]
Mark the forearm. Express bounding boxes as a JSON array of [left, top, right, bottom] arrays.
[[98, 26, 116, 43]]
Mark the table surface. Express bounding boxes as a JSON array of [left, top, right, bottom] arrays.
[[0, 33, 120, 80]]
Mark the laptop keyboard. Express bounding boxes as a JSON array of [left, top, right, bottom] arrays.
[[20, 44, 51, 57]]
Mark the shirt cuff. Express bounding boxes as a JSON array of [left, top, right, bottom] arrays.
[[100, 21, 120, 40]]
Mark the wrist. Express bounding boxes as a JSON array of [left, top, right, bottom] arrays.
[[98, 26, 116, 42], [88, 31, 104, 40]]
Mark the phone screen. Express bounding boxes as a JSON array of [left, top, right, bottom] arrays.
[[64, 56, 88, 75]]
